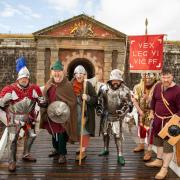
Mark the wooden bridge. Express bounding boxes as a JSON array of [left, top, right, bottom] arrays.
[[0, 121, 179, 180]]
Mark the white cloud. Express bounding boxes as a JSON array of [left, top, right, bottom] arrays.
[[0, 2, 41, 20], [0, 3, 22, 17], [18, 4, 41, 19], [46, 0, 80, 11], [96, 0, 180, 40], [82, 0, 98, 15]]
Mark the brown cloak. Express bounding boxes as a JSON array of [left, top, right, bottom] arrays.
[[40, 77, 78, 142]]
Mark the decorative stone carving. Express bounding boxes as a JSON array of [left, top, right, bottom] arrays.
[[70, 21, 94, 37]]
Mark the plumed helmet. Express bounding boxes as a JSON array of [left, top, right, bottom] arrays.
[[47, 101, 70, 124], [17, 67, 30, 80], [16, 56, 30, 80], [109, 69, 123, 82], [74, 65, 86, 74]]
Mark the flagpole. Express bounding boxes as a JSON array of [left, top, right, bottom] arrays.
[[124, 35, 128, 80], [145, 18, 148, 35], [144, 18, 152, 147], [141, 18, 148, 129], [163, 35, 168, 67], [144, 18, 148, 94]]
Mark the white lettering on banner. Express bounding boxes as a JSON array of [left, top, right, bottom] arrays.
[[152, 50, 159, 56], [129, 35, 164, 71], [132, 50, 159, 57], [138, 42, 155, 49], [134, 58, 157, 65], [149, 42, 155, 48]]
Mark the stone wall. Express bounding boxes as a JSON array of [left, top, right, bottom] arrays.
[[163, 43, 180, 84], [0, 38, 36, 90]]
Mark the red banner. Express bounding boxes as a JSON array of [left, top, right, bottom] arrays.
[[129, 34, 164, 72]]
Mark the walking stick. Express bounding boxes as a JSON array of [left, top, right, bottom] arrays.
[[79, 79, 87, 165]]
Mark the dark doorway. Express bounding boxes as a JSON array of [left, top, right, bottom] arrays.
[[67, 58, 95, 80]]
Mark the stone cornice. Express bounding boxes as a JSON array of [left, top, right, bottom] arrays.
[[33, 34, 125, 41]]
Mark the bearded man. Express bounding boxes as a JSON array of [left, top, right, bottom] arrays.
[[97, 69, 133, 166], [145, 67, 180, 180], [0, 57, 46, 172], [132, 73, 158, 161]]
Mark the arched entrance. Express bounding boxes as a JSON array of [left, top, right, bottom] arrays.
[[67, 58, 95, 80]]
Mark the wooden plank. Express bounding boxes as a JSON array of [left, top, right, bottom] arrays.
[[0, 125, 179, 180]]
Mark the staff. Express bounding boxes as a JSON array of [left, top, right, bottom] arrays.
[[79, 79, 87, 165]]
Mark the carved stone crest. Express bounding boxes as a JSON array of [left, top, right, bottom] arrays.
[[70, 21, 94, 37]]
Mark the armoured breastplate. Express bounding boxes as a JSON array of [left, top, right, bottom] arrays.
[[9, 97, 35, 114], [106, 88, 122, 114]]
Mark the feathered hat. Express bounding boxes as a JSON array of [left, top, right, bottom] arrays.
[[16, 56, 30, 80]]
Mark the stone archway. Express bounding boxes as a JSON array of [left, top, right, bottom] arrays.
[[67, 58, 95, 80]]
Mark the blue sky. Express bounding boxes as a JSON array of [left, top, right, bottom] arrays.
[[0, 0, 180, 40]]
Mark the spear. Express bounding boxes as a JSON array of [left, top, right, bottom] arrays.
[[144, 18, 148, 95]]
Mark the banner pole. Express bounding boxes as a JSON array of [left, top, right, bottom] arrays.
[[124, 35, 128, 80], [145, 18, 148, 35], [144, 18, 148, 94]]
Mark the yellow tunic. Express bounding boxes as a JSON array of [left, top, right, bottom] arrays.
[[133, 80, 156, 127]]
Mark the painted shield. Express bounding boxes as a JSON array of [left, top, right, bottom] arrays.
[[47, 101, 70, 124]]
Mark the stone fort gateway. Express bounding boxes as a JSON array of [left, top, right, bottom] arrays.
[[0, 14, 180, 90]]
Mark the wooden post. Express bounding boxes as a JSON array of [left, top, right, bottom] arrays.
[[79, 79, 87, 165], [145, 18, 148, 35]]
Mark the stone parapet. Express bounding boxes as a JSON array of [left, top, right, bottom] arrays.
[[0, 38, 35, 48]]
